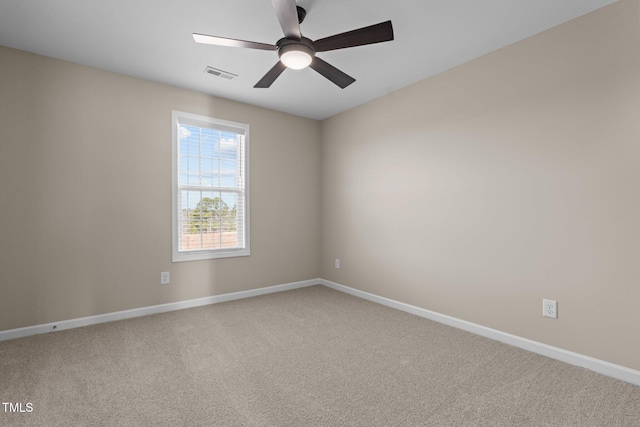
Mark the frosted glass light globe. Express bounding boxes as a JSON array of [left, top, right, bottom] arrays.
[[280, 49, 312, 69], [278, 42, 314, 70]]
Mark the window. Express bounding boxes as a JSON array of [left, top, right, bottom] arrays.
[[172, 110, 249, 261]]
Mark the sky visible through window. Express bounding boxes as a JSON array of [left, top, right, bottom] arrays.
[[178, 124, 242, 210]]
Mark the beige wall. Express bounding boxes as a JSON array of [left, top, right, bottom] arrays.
[[0, 46, 321, 331], [321, 0, 640, 371]]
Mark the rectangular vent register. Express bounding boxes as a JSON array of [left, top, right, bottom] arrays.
[[204, 66, 237, 80]]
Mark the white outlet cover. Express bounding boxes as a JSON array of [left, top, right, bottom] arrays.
[[543, 299, 557, 319], [161, 272, 170, 285]]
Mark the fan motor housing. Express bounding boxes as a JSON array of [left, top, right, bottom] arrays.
[[276, 37, 316, 69], [276, 37, 315, 57]]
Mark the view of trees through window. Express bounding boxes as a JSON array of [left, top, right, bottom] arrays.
[[188, 197, 236, 234], [180, 195, 237, 250]]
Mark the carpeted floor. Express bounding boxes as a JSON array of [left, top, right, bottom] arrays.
[[1, 285, 639, 426]]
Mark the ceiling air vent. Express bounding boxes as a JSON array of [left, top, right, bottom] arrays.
[[204, 66, 237, 80]]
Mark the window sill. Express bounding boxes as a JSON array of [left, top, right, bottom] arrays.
[[172, 248, 250, 262]]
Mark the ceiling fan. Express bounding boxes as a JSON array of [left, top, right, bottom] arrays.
[[193, 0, 394, 89]]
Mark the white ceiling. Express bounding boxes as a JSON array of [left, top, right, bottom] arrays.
[[0, 0, 617, 120]]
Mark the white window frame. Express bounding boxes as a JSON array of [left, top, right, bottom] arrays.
[[171, 110, 250, 262]]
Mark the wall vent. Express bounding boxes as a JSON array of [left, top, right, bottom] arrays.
[[204, 66, 237, 80]]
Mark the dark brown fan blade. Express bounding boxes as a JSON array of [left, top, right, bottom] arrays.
[[313, 21, 394, 52], [254, 61, 287, 88], [193, 33, 276, 51], [309, 57, 355, 89], [271, 0, 301, 40]]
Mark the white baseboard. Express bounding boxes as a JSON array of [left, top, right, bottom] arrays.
[[320, 279, 640, 387], [0, 279, 320, 342]]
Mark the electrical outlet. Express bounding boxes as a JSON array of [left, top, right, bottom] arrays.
[[543, 299, 557, 319], [335, 258, 341, 269], [160, 271, 170, 285]]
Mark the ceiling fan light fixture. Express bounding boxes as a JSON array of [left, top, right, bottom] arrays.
[[193, 0, 394, 89], [278, 42, 314, 70]]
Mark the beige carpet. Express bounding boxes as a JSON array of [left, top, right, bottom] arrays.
[[1, 285, 639, 426]]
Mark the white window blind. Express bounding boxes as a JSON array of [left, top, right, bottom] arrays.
[[172, 111, 249, 261]]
